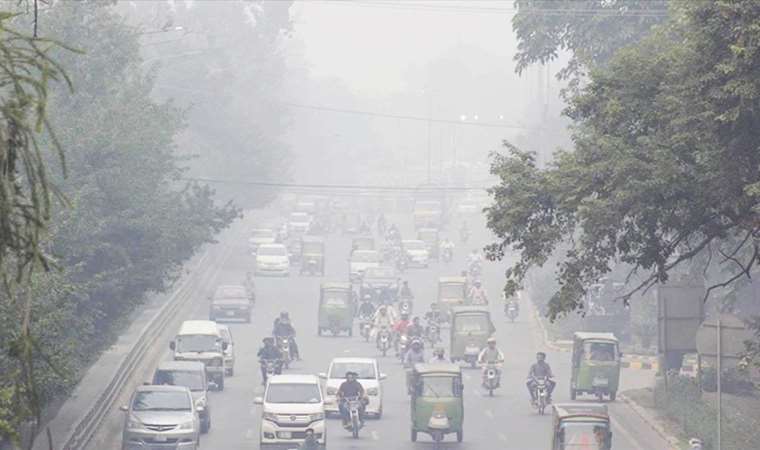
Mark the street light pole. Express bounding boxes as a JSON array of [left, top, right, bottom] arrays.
[[426, 92, 432, 184]]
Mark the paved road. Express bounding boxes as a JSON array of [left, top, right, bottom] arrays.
[[102, 210, 671, 450]]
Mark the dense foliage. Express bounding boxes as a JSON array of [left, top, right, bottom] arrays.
[[488, 0, 760, 319], [0, 3, 240, 444]]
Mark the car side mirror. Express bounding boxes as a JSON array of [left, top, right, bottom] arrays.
[[379, 373, 387, 381], [318, 372, 327, 379], [222, 342, 228, 351], [119, 405, 129, 412], [253, 397, 263, 405], [169, 341, 176, 351]]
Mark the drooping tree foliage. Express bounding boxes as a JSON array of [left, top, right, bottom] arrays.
[[488, 0, 760, 319]]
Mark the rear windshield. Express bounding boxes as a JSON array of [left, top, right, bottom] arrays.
[[132, 391, 191, 411], [215, 286, 246, 298], [266, 383, 321, 404], [454, 315, 491, 333], [419, 376, 457, 397], [176, 335, 220, 353], [583, 342, 617, 361], [329, 362, 376, 379], [258, 246, 287, 256], [154, 370, 205, 391], [559, 422, 609, 449]]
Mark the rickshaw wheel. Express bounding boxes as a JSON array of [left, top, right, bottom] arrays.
[[411, 429, 417, 442], [570, 388, 577, 400], [610, 391, 616, 401], [457, 430, 463, 442]]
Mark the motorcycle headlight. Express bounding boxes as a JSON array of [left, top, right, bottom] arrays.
[[366, 388, 379, 396], [326, 387, 337, 396], [309, 413, 325, 422], [263, 412, 278, 422], [178, 420, 195, 430], [127, 415, 146, 430]]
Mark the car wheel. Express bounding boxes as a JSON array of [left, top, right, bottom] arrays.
[[227, 367, 234, 377], [609, 391, 616, 401], [457, 430, 463, 442], [218, 378, 224, 391], [411, 429, 417, 442]]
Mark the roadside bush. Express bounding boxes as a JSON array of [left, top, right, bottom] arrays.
[[701, 367, 755, 395]]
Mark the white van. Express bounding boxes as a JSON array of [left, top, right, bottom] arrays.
[[170, 320, 227, 390], [254, 374, 326, 449]]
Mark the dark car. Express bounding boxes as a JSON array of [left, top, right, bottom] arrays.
[[360, 265, 399, 303], [209, 284, 252, 323]]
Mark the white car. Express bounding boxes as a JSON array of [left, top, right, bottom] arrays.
[[349, 250, 380, 282], [289, 212, 311, 235], [457, 200, 478, 214], [255, 244, 290, 276], [248, 228, 276, 253], [254, 374, 326, 449], [320, 357, 386, 419], [402, 239, 430, 268]]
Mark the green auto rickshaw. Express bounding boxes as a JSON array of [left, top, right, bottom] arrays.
[[570, 332, 621, 401], [449, 307, 495, 368], [417, 227, 440, 260], [551, 403, 612, 450], [300, 236, 325, 276], [409, 363, 464, 447], [437, 277, 467, 322], [317, 282, 354, 337]]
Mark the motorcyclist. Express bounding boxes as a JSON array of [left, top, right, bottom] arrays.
[[477, 337, 505, 384], [467, 249, 482, 265], [337, 371, 367, 427], [372, 305, 394, 344], [299, 428, 320, 450], [424, 302, 444, 325], [393, 312, 411, 336], [430, 347, 447, 363], [403, 338, 426, 367], [358, 295, 376, 318], [272, 312, 300, 360], [244, 271, 256, 304], [504, 292, 520, 314], [376, 213, 387, 236], [256, 337, 283, 384], [527, 352, 556, 405], [468, 280, 488, 305], [406, 316, 425, 339], [440, 238, 454, 259], [398, 280, 414, 299]]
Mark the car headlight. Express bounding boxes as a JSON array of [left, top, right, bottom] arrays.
[[178, 420, 195, 430], [366, 388, 379, 396], [326, 387, 337, 396], [309, 413, 325, 422], [263, 412, 278, 422], [127, 415, 146, 430]]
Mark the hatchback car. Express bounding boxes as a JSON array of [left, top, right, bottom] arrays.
[[349, 249, 380, 282], [402, 239, 430, 268], [152, 361, 211, 433], [255, 243, 290, 276], [209, 284, 251, 323], [248, 228, 276, 254], [120, 385, 200, 450], [320, 357, 386, 419]]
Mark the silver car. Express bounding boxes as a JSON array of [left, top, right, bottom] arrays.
[[121, 385, 200, 450]]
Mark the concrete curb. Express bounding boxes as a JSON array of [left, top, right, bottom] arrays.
[[619, 393, 681, 449]]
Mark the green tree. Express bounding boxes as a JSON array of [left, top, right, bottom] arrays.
[[487, 0, 760, 319]]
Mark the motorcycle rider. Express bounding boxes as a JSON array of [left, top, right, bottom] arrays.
[[376, 213, 387, 236], [272, 312, 300, 360], [440, 237, 454, 260], [372, 305, 394, 344], [337, 371, 367, 428], [244, 271, 256, 304], [403, 338, 426, 367], [430, 347, 447, 363], [468, 280, 488, 305], [527, 352, 556, 405], [393, 312, 411, 336], [358, 295, 376, 318], [477, 337, 505, 385], [398, 280, 414, 299], [406, 316, 425, 339], [424, 302, 444, 325], [256, 337, 283, 384], [504, 292, 520, 315]]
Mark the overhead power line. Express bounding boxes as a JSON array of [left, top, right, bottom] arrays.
[[181, 177, 489, 192]]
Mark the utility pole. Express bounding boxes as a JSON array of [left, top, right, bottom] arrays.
[[426, 92, 432, 184]]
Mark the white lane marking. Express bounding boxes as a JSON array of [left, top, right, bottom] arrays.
[[611, 417, 645, 450], [371, 430, 380, 441], [485, 409, 494, 419]]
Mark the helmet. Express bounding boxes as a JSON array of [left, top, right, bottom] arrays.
[[403, 280, 409, 285], [487, 337, 497, 344], [434, 347, 445, 357], [411, 339, 423, 347]]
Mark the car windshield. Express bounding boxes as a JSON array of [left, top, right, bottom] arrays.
[[352, 251, 378, 262], [215, 286, 246, 299], [266, 383, 321, 404], [329, 362, 376, 379], [404, 241, 426, 250], [258, 246, 286, 256], [154, 370, 205, 391], [132, 391, 191, 411], [365, 267, 395, 279], [419, 376, 457, 398], [440, 284, 465, 299], [176, 335, 221, 353], [560, 422, 609, 449], [454, 315, 491, 333], [583, 342, 617, 362], [252, 229, 274, 238]]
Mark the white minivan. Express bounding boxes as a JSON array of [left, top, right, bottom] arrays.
[[170, 320, 227, 390], [254, 374, 326, 449]]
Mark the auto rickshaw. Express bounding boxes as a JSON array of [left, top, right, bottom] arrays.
[[317, 282, 354, 337], [570, 332, 621, 401], [449, 307, 494, 368], [551, 403, 612, 450], [299, 236, 325, 276], [417, 227, 440, 260], [351, 236, 375, 252], [408, 363, 464, 447], [437, 277, 467, 322]]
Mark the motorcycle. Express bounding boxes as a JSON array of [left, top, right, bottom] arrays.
[[377, 326, 392, 356], [505, 302, 519, 322], [343, 396, 364, 438], [532, 376, 550, 415], [399, 298, 413, 316], [441, 246, 453, 263], [277, 336, 292, 369], [397, 334, 409, 361], [468, 260, 482, 279], [426, 323, 441, 346], [301, 257, 319, 276], [261, 359, 280, 383], [481, 363, 502, 396], [359, 316, 373, 342]]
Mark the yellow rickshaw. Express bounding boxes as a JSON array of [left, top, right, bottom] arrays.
[[437, 277, 467, 322], [551, 403, 612, 450]]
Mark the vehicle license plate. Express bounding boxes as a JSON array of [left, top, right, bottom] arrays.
[[278, 431, 292, 439], [154, 434, 168, 442], [226, 311, 235, 316], [593, 377, 609, 386]]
